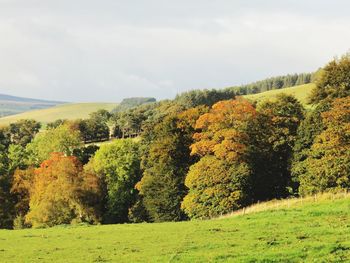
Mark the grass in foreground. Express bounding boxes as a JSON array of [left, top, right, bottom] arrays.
[[0, 103, 117, 126], [1, 193, 350, 262]]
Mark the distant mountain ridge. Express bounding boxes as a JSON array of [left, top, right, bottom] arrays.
[[0, 93, 66, 117], [0, 93, 65, 104]]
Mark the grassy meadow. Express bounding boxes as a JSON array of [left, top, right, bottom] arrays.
[[1, 193, 349, 262], [0, 103, 117, 126], [244, 83, 315, 105]]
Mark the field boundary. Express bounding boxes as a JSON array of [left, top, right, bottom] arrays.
[[218, 190, 350, 220]]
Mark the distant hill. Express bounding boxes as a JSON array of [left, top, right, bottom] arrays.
[[112, 97, 156, 113], [0, 103, 117, 126], [0, 95, 157, 126], [0, 80, 314, 126], [0, 93, 65, 117], [0, 94, 63, 104]]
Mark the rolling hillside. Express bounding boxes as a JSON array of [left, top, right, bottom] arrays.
[[0, 103, 117, 126], [0, 193, 349, 262], [244, 83, 315, 105], [0, 83, 314, 127], [0, 93, 64, 117]]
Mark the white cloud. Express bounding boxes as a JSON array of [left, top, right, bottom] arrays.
[[0, 1, 349, 102]]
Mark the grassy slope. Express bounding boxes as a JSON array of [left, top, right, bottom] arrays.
[[1, 194, 349, 262], [244, 83, 315, 105], [0, 103, 117, 126]]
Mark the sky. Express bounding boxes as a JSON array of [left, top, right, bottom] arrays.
[[0, 0, 349, 102]]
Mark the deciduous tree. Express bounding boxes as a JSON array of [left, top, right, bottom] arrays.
[[23, 153, 101, 227], [91, 139, 141, 223], [299, 97, 350, 195], [309, 54, 350, 104], [26, 124, 82, 165], [137, 106, 206, 222], [8, 119, 41, 147], [182, 99, 256, 218]]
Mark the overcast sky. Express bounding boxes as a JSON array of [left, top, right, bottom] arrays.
[[0, 0, 349, 102]]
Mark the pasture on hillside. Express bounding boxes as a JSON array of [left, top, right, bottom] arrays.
[[244, 83, 315, 106], [1, 194, 349, 262], [0, 103, 117, 126]]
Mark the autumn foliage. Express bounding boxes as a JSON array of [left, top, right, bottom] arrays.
[[12, 153, 101, 228], [182, 99, 256, 218], [190, 99, 256, 160], [2, 55, 350, 228], [299, 97, 350, 195]]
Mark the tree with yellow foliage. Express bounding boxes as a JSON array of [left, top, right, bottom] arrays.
[[13, 153, 101, 228], [299, 97, 350, 195]]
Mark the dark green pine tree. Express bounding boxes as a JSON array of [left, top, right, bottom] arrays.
[[138, 116, 191, 222], [0, 145, 15, 229], [138, 107, 205, 222], [251, 94, 305, 200]]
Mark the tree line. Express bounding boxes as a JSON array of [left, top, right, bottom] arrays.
[[0, 55, 349, 228], [229, 72, 313, 95]]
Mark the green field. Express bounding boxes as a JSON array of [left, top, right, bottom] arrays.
[[1, 193, 349, 262], [0, 103, 117, 126], [244, 83, 315, 105]]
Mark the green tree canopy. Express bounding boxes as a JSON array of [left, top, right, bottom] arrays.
[[309, 54, 350, 104], [254, 94, 304, 199], [137, 107, 206, 222], [8, 119, 41, 147], [26, 124, 82, 165], [91, 139, 141, 223]]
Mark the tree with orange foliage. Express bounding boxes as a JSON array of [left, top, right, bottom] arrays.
[[182, 99, 257, 219], [190, 99, 256, 160], [13, 153, 101, 228]]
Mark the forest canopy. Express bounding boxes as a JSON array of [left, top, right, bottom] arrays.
[[0, 55, 349, 229]]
